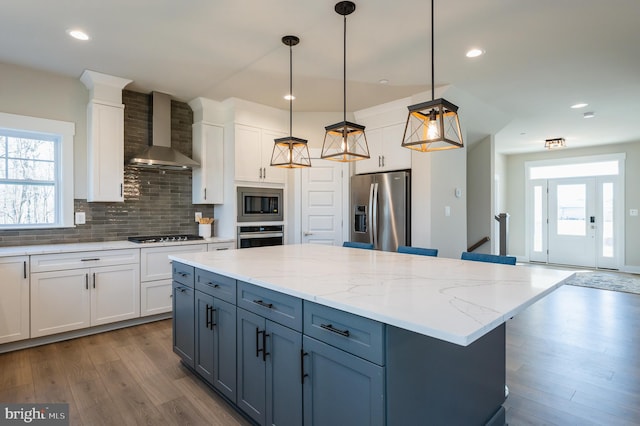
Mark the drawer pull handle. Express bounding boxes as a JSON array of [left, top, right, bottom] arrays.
[[320, 323, 350, 337], [254, 300, 273, 309], [81, 258, 100, 262], [207, 282, 221, 289], [179, 272, 190, 277]]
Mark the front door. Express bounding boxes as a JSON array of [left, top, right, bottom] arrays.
[[538, 176, 618, 268], [300, 158, 346, 245]]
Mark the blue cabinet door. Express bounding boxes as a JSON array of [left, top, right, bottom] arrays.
[[213, 297, 237, 403], [195, 290, 214, 383], [237, 308, 266, 425], [266, 321, 302, 426], [172, 281, 195, 368], [303, 336, 385, 426]]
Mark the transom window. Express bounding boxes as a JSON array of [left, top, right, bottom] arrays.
[[0, 130, 59, 225], [0, 112, 75, 229]]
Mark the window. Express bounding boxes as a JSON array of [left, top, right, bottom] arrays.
[[0, 112, 75, 229]]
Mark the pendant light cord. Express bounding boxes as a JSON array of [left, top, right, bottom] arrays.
[[289, 42, 293, 137], [343, 13, 347, 124], [431, 0, 435, 101]]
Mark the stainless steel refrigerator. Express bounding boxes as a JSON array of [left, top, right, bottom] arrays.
[[350, 170, 410, 252]]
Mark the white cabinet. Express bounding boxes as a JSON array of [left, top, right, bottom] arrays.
[[140, 244, 208, 316], [192, 122, 224, 204], [0, 256, 30, 344], [355, 123, 411, 174], [235, 124, 286, 184], [208, 241, 236, 251], [86, 101, 125, 201], [80, 70, 132, 202], [30, 249, 140, 337]]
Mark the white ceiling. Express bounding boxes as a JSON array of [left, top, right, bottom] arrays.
[[2, 0, 640, 154]]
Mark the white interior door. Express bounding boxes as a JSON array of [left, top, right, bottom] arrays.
[[301, 159, 345, 245]]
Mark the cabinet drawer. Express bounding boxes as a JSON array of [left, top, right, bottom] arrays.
[[31, 249, 139, 273], [303, 301, 385, 365], [141, 244, 207, 282], [208, 242, 235, 251], [237, 281, 302, 331], [172, 263, 195, 287], [195, 269, 236, 303]]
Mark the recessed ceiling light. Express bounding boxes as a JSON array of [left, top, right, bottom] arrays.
[[465, 48, 484, 58], [67, 29, 90, 41], [378, 78, 389, 85], [284, 94, 295, 101], [571, 103, 588, 109], [583, 111, 595, 119]]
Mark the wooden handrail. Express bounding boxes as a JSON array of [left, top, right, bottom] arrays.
[[467, 236, 490, 252]]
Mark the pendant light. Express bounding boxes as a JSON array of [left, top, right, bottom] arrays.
[[320, 1, 370, 162], [401, 0, 464, 152], [270, 35, 311, 168]]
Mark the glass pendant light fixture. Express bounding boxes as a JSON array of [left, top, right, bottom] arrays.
[[271, 35, 311, 168], [320, 1, 370, 162], [401, 0, 464, 152]]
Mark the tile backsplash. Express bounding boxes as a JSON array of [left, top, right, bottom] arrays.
[[0, 90, 213, 247]]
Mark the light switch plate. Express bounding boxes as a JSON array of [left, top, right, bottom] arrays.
[[75, 212, 86, 225], [445, 206, 451, 217], [195, 212, 203, 222], [630, 209, 639, 217]]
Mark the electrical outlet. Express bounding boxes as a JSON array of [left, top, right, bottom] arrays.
[[195, 212, 203, 222], [75, 212, 86, 225]]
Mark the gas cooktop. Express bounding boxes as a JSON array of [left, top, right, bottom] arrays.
[[127, 234, 203, 244]]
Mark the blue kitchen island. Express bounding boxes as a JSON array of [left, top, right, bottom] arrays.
[[169, 244, 573, 425]]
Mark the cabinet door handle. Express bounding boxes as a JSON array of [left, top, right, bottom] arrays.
[[23, 261, 27, 279], [205, 304, 211, 329], [81, 258, 100, 262], [120, 183, 123, 197], [255, 328, 261, 358], [85, 273, 89, 290], [253, 299, 273, 309], [262, 331, 270, 361], [378, 155, 381, 167], [204, 188, 207, 200], [382, 155, 385, 167], [300, 350, 309, 384], [93, 272, 96, 288], [320, 323, 350, 337], [211, 308, 217, 328], [263, 167, 266, 179]]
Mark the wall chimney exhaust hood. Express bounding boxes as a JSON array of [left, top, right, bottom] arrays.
[[129, 91, 199, 170]]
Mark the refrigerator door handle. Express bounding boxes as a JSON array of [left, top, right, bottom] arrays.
[[368, 183, 375, 245], [372, 183, 379, 247]]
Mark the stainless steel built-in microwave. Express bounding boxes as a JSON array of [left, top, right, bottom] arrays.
[[237, 186, 283, 222]]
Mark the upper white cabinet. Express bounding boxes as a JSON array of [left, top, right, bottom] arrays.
[[355, 123, 411, 174], [192, 122, 224, 204], [235, 124, 286, 184], [0, 256, 29, 344], [80, 70, 132, 202]]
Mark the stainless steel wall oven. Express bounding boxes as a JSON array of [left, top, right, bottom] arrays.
[[237, 186, 283, 222], [237, 225, 284, 249]]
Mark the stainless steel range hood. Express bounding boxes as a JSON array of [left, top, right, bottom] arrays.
[[129, 91, 199, 170]]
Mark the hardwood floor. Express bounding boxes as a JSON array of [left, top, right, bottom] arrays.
[[0, 320, 250, 426], [1, 284, 639, 425]]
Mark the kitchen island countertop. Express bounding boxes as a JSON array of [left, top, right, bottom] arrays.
[[169, 244, 573, 346]]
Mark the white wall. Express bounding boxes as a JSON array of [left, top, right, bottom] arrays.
[[467, 136, 492, 254], [0, 62, 89, 198]]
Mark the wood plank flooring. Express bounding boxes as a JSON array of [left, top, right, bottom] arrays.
[[1, 284, 639, 425]]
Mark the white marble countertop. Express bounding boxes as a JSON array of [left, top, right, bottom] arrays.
[[169, 244, 574, 346], [0, 237, 235, 257]]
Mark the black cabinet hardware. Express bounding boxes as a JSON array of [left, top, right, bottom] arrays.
[[300, 350, 309, 384], [23, 261, 27, 279], [85, 273, 89, 290], [93, 272, 96, 288], [320, 323, 350, 337], [81, 258, 100, 262], [256, 329, 269, 361], [206, 304, 212, 329], [253, 299, 273, 309]]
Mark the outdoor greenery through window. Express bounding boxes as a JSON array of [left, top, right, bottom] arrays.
[[0, 129, 59, 226]]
